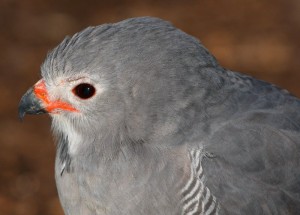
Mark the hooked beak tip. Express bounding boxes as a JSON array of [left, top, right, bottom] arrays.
[[18, 108, 25, 122], [18, 87, 47, 121]]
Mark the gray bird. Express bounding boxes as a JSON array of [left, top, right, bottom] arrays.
[[19, 17, 300, 215]]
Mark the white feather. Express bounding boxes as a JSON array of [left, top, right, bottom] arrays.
[[53, 115, 82, 155]]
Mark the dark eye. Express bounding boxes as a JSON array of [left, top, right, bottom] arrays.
[[73, 83, 96, 99]]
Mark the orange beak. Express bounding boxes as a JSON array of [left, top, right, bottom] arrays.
[[19, 79, 78, 120]]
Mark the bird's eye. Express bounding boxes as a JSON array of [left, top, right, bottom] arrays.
[[73, 83, 96, 99]]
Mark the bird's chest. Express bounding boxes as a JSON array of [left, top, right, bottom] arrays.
[[55, 157, 119, 214], [55, 153, 183, 215]]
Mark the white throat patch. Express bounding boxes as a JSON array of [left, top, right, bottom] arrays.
[[53, 116, 82, 155]]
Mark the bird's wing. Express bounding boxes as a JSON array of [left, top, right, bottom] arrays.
[[200, 113, 300, 214]]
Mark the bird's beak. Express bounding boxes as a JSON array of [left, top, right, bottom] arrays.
[[18, 82, 47, 120], [18, 79, 78, 120]]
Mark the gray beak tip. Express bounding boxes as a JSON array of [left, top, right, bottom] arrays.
[[18, 102, 27, 121], [18, 87, 47, 120], [18, 110, 25, 122]]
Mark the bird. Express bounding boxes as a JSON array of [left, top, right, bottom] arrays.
[[18, 17, 300, 215]]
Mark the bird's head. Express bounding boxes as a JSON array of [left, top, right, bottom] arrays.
[[18, 17, 220, 157]]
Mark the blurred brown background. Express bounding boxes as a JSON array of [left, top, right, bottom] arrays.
[[0, 0, 299, 214]]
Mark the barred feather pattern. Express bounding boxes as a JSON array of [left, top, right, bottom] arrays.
[[181, 149, 219, 215]]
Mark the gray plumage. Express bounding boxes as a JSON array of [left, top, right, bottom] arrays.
[[19, 17, 300, 214]]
